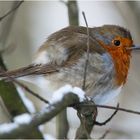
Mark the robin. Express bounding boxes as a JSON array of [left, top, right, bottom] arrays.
[[0, 25, 139, 104]]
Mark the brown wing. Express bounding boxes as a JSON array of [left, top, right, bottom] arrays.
[[0, 26, 106, 80], [38, 26, 106, 66], [46, 26, 106, 54]]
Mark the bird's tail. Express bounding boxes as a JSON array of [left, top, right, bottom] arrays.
[[0, 64, 59, 80]]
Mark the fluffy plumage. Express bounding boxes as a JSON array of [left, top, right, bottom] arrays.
[[0, 25, 133, 104]]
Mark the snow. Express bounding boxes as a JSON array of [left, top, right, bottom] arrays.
[[50, 85, 85, 103], [38, 125, 44, 132], [0, 85, 85, 134], [0, 113, 32, 134], [43, 134, 56, 140], [16, 86, 36, 113], [0, 123, 18, 133], [14, 113, 32, 124], [72, 87, 85, 102], [38, 126, 56, 140], [50, 85, 72, 103]]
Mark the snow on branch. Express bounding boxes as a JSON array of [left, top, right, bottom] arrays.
[[50, 85, 85, 103], [0, 85, 85, 139]]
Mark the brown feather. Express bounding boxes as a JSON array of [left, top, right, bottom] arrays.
[[0, 26, 107, 80], [0, 64, 59, 79]]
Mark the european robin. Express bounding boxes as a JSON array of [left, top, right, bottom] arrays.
[[0, 25, 139, 104]]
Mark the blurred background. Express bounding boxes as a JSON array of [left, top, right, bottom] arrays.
[[0, 1, 140, 139]]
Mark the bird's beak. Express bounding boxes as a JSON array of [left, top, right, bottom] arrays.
[[127, 45, 140, 51]]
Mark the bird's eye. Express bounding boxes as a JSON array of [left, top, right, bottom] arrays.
[[113, 40, 121, 46]]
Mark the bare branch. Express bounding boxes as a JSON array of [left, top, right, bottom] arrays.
[[0, 1, 24, 22], [82, 11, 90, 91], [81, 103, 140, 115], [13, 79, 49, 104], [95, 103, 119, 126], [0, 92, 80, 139]]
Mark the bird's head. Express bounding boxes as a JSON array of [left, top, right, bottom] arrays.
[[91, 25, 139, 85], [92, 25, 133, 52]]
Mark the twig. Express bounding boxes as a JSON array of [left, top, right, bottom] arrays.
[[0, 92, 80, 139], [82, 11, 90, 90], [75, 102, 118, 139], [81, 103, 140, 116], [95, 103, 119, 126], [0, 68, 49, 104], [0, 1, 24, 22], [13, 79, 49, 104]]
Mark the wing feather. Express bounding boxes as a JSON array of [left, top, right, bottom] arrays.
[[0, 64, 59, 79], [0, 26, 109, 80]]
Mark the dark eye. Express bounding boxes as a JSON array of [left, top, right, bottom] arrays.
[[113, 40, 121, 46]]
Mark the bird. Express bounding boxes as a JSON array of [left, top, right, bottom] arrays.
[[0, 25, 139, 104]]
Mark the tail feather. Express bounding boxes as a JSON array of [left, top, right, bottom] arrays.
[[0, 64, 59, 80]]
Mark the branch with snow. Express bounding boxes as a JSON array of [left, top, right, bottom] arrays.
[[0, 85, 86, 139]]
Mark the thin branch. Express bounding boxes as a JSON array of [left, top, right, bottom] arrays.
[[0, 92, 80, 139], [0, 1, 24, 22], [95, 103, 119, 126], [82, 11, 90, 90], [13, 79, 49, 104], [0, 68, 49, 104], [75, 102, 118, 139], [80, 103, 140, 115]]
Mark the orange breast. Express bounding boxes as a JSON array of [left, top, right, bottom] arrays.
[[98, 37, 133, 85], [108, 47, 131, 85]]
